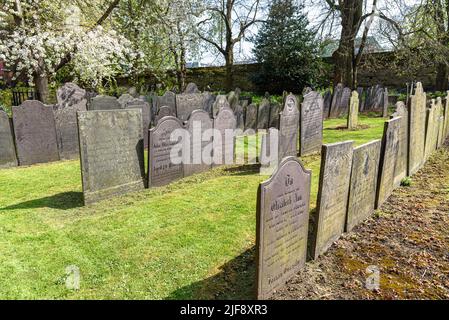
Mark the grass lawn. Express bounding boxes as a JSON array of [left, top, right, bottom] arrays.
[[0, 115, 386, 299]]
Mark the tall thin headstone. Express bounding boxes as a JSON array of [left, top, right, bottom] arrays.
[[408, 82, 426, 175], [213, 106, 236, 166], [257, 98, 270, 130], [245, 103, 258, 131], [347, 91, 359, 130], [300, 91, 323, 156], [391, 102, 408, 186], [278, 94, 299, 159]]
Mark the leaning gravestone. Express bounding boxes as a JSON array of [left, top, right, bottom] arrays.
[[376, 117, 401, 209], [323, 90, 332, 120], [13, 100, 60, 166], [347, 91, 359, 130], [90, 95, 122, 111], [392, 102, 408, 186], [0, 110, 18, 168], [176, 93, 205, 122], [279, 94, 299, 159], [148, 116, 184, 187], [300, 91, 323, 156], [184, 82, 200, 94], [213, 106, 236, 166], [53, 99, 87, 159], [256, 156, 311, 300], [346, 140, 381, 232], [184, 110, 213, 176], [126, 98, 151, 148], [77, 109, 146, 205], [257, 98, 270, 130], [57, 82, 86, 108], [245, 103, 258, 131], [408, 82, 426, 175], [311, 141, 353, 259], [155, 105, 175, 124]]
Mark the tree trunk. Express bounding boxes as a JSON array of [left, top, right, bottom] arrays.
[[435, 63, 448, 91], [224, 49, 234, 92], [34, 72, 49, 104]]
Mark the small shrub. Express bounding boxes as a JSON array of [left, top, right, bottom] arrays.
[[401, 177, 412, 187]]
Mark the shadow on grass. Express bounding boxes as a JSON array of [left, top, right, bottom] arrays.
[[224, 164, 261, 176], [166, 247, 256, 300], [0, 191, 83, 211]]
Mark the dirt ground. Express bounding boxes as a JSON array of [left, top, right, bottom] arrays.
[[275, 140, 449, 300]]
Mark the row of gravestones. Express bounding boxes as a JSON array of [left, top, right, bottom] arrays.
[[77, 106, 237, 205], [255, 82, 449, 299], [322, 83, 389, 119]]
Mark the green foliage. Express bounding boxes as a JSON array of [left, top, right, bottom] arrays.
[[401, 177, 412, 187], [252, 0, 326, 94], [0, 89, 12, 115]]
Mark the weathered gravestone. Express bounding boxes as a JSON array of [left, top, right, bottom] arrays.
[[203, 92, 216, 116], [329, 83, 348, 118], [53, 99, 87, 159], [227, 91, 239, 110], [0, 110, 18, 168], [234, 104, 245, 131], [436, 98, 445, 149], [90, 95, 122, 111], [323, 90, 332, 120], [118, 94, 134, 108], [245, 103, 258, 131], [376, 117, 401, 209], [408, 82, 426, 175], [357, 87, 364, 111], [257, 98, 270, 130], [382, 88, 389, 117], [13, 100, 60, 166], [310, 141, 353, 259], [126, 98, 151, 148], [269, 102, 281, 129], [212, 95, 230, 117], [347, 91, 359, 130], [155, 106, 175, 124], [213, 106, 236, 166], [184, 82, 200, 94], [155, 91, 177, 118], [176, 93, 205, 122], [346, 140, 381, 232], [391, 102, 408, 186], [184, 110, 213, 176], [278, 94, 299, 159], [256, 156, 311, 300], [77, 109, 146, 205], [444, 93, 449, 139], [148, 116, 184, 187], [300, 91, 323, 156], [424, 100, 439, 161], [57, 82, 86, 108]]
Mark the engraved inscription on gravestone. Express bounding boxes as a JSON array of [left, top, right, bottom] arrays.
[[13, 100, 60, 166], [0, 110, 18, 168], [300, 91, 323, 156], [279, 94, 299, 159], [148, 116, 184, 187], [77, 109, 146, 205], [311, 141, 353, 259], [256, 157, 311, 300]]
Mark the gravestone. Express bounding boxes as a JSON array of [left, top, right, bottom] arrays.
[[257, 98, 270, 130], [323, 90, 332, 120], [357, 87, 364, 111], [346, 140, 381, 232], [376, 117, 401, 209], [382, 88, 389, 117], [436, 98, 445, 149], [227, 91, 239, 110], [57, 82, 86, 108], [269, 102, 281, 129], [245, 103, 258, 131], [279, 94, 300, 159], [424, 106, 436, 161], [90, 95, 122, 111], [128, 86, 138, 97], [347, 91, 359, 130], [13, 100, 60, 166], [155, 105, 175, 124], [184, 82, 200, 94], [77, 109, 146, 205], [203, 92, 216, 116], [302, 87, 313, 96], [53, 99, 87, 159], [185, 110, 213, 176], [256, 157, 311, 300], [213, 106, 236, 166], [0, 110, 18, 168], [118, 93, 134, 108], [300, 91, 323, 156], [391, 102, 408, 186], [329, 83, 343, 118], [444, 93, 449, 139], [311, 141, 353, 259], [156, 91, 177, 117], [234, 104, 245, 131], [213, 95, 230, 117], [176, 93, 205, 122], [148, 116, 184, 187], [408, 82, 426, 175], [126, 98, 151, 148]]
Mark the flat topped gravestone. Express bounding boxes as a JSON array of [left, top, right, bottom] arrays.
[[300, 91, 323, 156], [89, 95, 122, 111], [213, 106, 236, 166], [408, 82, 426, 175], [311, 141, 353, 259], [347, 91, 359, 130], [392, 102, 408, 186], [279, 94, 299, 159], [376, 117, 401, 209], [148, 116, 184, 187], [0, 110, 18, 168], [176, 93, 205, 122], [13, 100, 60, 166], [77, 109, 146, 205], [346, 140, 381, 232], [184, 110, 213, 176], [256, 156, 311, 300], [126, 98, 151, 148]]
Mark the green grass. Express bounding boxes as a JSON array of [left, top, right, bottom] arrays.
[[0, 115, 385, 299]]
